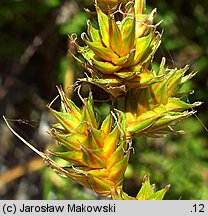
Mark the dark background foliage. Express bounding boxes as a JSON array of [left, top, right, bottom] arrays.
[[0, 0, 207, 199]]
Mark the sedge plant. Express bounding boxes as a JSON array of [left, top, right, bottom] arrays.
[[4, 0, 201, 200]]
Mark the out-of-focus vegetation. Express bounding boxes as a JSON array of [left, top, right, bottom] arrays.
[[0, 0, 207, 199]]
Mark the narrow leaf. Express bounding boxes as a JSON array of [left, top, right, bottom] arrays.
[[166, 98, 202, 112], [131, 32, 153, 65], [104, 126, 119, 156], [121, 16, 136, 56], [101, 114, 113, 136], [48, 130, 84, 151], [48, 107, 80, 132], [109, 152, 130, 183], [49, 150, 83, 166], [96, 5, 110, 47], [84, 40, 118, 62], [81, 145, 105, 168], [136, 175, 154, 200], [57, 86, 81, 119], [93, 59, 122, 74], [109, 14, 122, 55], [87, 20, 101, 42]]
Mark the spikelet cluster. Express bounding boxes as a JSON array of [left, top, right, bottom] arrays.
[[22, 0, 200, 200], [48, 87, 130, 197], [70, 0, 161, 96], [124, 60, 202, 138], [45, 0, 201, 199]]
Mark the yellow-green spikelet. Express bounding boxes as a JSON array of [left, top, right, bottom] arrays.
[[122, 58, 202, 138], [70, 0, 161, 96], [113, 175, 170, 200], [47, 87, 130, 197]]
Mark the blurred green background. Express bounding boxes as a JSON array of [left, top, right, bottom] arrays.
[[0, 0, 207, 199]]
